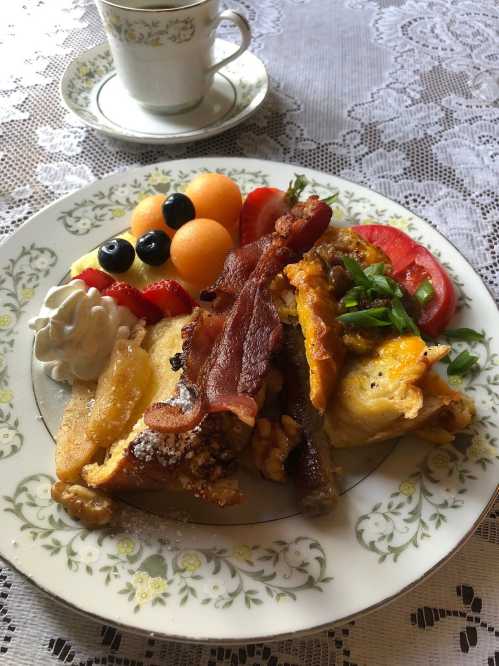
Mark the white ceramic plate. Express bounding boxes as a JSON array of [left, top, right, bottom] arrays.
[[60, 42, 268, 144], [0, 158, 497, 643]]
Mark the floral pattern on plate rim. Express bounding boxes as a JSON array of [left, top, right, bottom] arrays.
[[0, 244, 57, 461], [355, 427, 498, 563], [57, 168, 271, 235], [4, 474, 332, 612], [0, 165, 497, 614]]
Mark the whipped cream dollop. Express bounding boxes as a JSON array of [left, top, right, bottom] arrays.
[[29, 279, 138, 384]]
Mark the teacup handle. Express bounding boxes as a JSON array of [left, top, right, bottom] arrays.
[[208, 10, 251, 75]]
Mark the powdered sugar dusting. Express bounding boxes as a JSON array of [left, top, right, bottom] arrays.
[[131, 426, 202, 467], [166, 382, 193, 410], [132, 429, 169, 463]]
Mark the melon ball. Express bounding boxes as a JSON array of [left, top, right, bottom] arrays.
[[170, 218, 233, 288], [131, 194, 174, 239], [184, 173, 242, 232]]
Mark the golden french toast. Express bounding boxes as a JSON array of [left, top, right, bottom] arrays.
[[71, 313, 246, 507], [81, 314, 193, 491]]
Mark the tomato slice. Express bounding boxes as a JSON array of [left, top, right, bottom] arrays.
[[354, 225, 457, 337]]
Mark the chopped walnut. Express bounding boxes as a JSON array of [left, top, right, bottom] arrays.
[[251, 415, 301, 482], [51, 481, 113, 528]]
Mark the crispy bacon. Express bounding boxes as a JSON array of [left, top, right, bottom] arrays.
[[144, 196, 332, 433]]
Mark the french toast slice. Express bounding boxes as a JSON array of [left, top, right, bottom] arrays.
[[82, 315, 192, 490]]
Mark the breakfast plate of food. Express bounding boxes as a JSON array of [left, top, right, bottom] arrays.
[[0, 157, 497, 642]]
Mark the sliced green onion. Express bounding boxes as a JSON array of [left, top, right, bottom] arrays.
[[415, 279, 435, 306], [364, 263, 385, 277], [341, 286, 364, 309], [388, 278, 404, 299], [343, 295, 359, 308], [447, 350, 479, 376], [390, 298, 420, 335], [322, 193, 339, 205], [337, 307, 392, 328], [445, 328, 485, 343], [369, 274, 403, 298], [342, 256, 371, 288], [369, 275, 394, 296], [389, 302, 406, 333]]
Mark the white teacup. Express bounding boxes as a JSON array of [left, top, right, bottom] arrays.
[[95, 0, 251, 113]]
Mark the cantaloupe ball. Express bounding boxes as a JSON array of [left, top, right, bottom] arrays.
[[184, 173, 242, 232], [130, 194, 174, 239], [170, 218, 233, 288]]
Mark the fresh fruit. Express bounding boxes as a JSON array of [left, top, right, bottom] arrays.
[[184, 173, 242, 232], [98, 238, 135, 273], [71, 232, 183, 291], [131, 194, 174, 239], [162, 192, 195, 230], [354, 225, 457, 337], [103, 281, 162, 324], [143, 280, 196, 316], [239, 175, 308, 245], [240, 187, 288, 245], [55, 382, 99, 483], [86, 337, 152, 449], [170, 218, 233, 287], [136, 230, 171, 266], [73, 268, 115, 291]]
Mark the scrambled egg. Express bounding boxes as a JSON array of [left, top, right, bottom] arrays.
[[282, 225, 387, 413], [325, 335, 451, 447], [285, 258, 344, 413]]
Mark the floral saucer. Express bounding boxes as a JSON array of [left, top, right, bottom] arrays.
[[60, 42, 268, 144]]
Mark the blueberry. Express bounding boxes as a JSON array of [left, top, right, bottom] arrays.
[[98, 238, 135, 273], [162, 192, 195, 230], [136, 230, 171, 266]]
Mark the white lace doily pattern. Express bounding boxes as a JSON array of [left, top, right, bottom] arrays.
[[0, 0, 498, 664]]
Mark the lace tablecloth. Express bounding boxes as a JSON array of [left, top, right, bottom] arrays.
[[1, 0, 498, 664]]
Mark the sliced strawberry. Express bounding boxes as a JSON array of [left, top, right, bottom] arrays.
[[103, 281, 162, 325], [74, 268, 115, 291], [239, 187, 288, 245], [142, 280, 196, 317]]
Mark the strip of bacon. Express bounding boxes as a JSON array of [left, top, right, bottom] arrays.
[[145, 196, 332, 433]]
